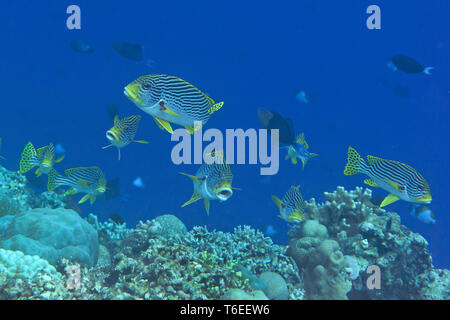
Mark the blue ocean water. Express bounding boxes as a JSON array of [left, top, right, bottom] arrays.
[[0, 0, 448, 269]]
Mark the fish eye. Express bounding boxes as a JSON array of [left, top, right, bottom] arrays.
[[142, 83, 151, 91]]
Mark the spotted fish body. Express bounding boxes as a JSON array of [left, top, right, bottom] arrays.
[[285, 133, 318, 169], [124, 74, 224, 134], [272, 185, 306, 223], [103, 115, 148, 160], [48, 166, 106, 204], [180, 154, 235, 215], [19, 142, 64, 177], [344, 146, 432, 207]]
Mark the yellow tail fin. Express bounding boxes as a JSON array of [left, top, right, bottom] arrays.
[[47, 169, 60, 192], [207, 101, 224, 115], [344, 146, 364, 176], [19, 142, 38, 174]]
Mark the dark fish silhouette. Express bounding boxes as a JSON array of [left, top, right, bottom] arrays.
[[104, 178, 121, 201], [70, 39, 94, 54], [109, 213, 124, 225], [388, 55, 433, 75], [113, 42, 144, 61], [257, 109, 295, 146]]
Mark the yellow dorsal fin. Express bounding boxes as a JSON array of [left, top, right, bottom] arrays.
[[367, 155, 384, 166], [36, 146, 48, 159], [380, 194, 400, 207], [296, 133, 308, 148]]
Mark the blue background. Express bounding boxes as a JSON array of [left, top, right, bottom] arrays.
[[0, 1, 449, 268]]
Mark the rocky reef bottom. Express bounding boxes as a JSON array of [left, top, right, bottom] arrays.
[[0, 166, 448, 300]]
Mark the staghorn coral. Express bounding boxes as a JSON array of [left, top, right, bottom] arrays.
[[95, 223, 304, 300]]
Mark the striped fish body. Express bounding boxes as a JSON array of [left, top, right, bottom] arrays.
[[180, 154, 235, 215], [48, 167, 106, 197], [124, 74, 223, 131], [37, 143, 56, 174], [272, 186, 305, 222], [194, 161, 234, 201], [107, 115, 141, 148], [344, 146, 432, 206]]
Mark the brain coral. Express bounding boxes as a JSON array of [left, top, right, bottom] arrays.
[[0, 208, 99, 266]]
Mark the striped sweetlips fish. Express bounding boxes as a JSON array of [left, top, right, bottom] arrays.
[[179, 152, 238, 215], [271, 185, 306, 223], [19, 142, 64, 177], [124, 74, 224, 134], [344, 146, 432, 207], [48, 166, 107, 204], [102, 114, 148, 160]]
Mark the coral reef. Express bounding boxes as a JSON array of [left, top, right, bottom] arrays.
[[288, 186, 449, 300], [0, 163, 448, 300]]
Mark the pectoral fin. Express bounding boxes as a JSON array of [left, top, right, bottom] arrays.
[[185, 126, 194, 134], [380, 194, 400, 207], [153, 117, 173, 134], [387, 180, 403, 191], [54, 155, 65, 163], [132, 140, 149, 144], [179, 172, 204, 183], [159, 100, 181, 117], [79, 194, 90, 204], [35, 167, 42, 177], [204, 199, 210, 216], [181, 192, 201, 207]]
